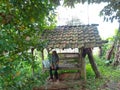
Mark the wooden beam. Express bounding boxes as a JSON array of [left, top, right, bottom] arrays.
[[43, 67, 81, 71], [79, 48, 86, 81], [58, 53, 80, 60], [87, 48, 101, 78]]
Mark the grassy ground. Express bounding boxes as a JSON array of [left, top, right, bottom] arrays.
[[85, 56, 120, 90]]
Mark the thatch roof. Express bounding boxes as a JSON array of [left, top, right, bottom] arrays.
[[42, 25, 106, 49]]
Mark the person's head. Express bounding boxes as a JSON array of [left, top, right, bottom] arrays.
[[52, 51, 57, 55]]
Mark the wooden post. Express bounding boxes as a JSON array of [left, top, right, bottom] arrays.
[[87, 48, 101, 78], [98, 47, 102, 58], [46, 48, 50, 54], [41, 49, 44, 69], [114, 41, 120, 66], [31, 48, 35, 76], [41, 49, 44, 61], [79, 48, 86, 81]]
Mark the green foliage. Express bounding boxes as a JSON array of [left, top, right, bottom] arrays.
[[101, 28, 120, 60], [86, 64, 94, 78], [85, 55, 120, 90], [62, 0, 120, 22], [0, 0, 57, 89], [63, 0, 110, 7], [1, 0, 120, 89], [114, 29, 120, 40], [0, 49, 49, 89], [100, 1, 120, 22]]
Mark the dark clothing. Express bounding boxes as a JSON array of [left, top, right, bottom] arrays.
[[51, 54, 59, 68], [49, 51, 59, 80], [49, 66, 59, 80]]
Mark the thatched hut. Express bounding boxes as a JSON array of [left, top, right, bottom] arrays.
[[41, 24, 106, 80]]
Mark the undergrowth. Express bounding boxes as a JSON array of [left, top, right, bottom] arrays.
[[85, 55, 120, 90]]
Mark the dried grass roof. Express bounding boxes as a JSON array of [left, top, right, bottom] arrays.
[[42, 25, 106, 49]]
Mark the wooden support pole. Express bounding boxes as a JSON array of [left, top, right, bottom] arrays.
[[98, 47, 102, 58], [79, 48, 86, 81], [87, 48, 101, 78], [41, 49, 44, 69], [46, 48, 50, 54], [31, 48, 35, 76], [41, 49, 44, 61]]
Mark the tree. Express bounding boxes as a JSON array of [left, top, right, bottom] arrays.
[[63, 0, 110, 7], [62, 0, 120, 66], [59, 0, 120, 22], [1, 0, 120, 89], [99, 1, 120, 66], [0, 0, 58, 89]]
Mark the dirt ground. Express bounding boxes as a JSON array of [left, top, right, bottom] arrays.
[[33, 73, 120, 90], [33, 80, 120, 90], [34, 80, 86, 90]]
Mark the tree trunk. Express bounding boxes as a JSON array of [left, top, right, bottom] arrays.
[[41, 49, 44, 69], [41, 49, 44, 60], [86, 48, 101, 78], [106, 44, 114, 60], [113, 41, 120, 66], [113, 20, 120, 66]]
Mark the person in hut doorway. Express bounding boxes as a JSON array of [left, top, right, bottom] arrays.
[[49, 50, 59, 82]]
